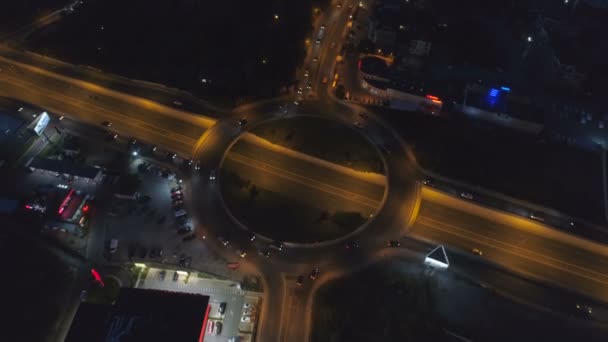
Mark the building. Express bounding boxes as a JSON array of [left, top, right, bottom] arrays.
[[66, 288, 211, 342], [26, 157, 104, 184]]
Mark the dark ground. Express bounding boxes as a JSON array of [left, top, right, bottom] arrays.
[[0, 1, 65, 33], [312, 259, 608, 342], [377, 108, 604, 223], [25, 0, 330, 106]]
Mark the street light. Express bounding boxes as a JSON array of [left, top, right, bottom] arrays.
[[527, 36, 533, 42], [132, 151, 138, 156], [274, 14, 279, 20]]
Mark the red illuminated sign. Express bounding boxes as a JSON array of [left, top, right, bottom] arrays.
[[91, 268, 105, 287], [58, 189, 74, 215], [82, 204, 89, 212], [199, 304, 211, 342]]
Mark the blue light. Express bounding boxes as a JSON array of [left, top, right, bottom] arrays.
[[489, 88, 499, 97], [500, 86, 511, 92]]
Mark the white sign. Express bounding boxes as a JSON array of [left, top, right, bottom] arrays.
[[32, 111, 50, 136], [424, 245, 449, 269]]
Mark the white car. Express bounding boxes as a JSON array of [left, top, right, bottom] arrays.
[[209, 170, 216, 182], [460, 192, 473, 200]]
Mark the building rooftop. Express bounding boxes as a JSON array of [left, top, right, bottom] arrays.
[[66, 288, 210, 342], [27, 157, 102, 180]]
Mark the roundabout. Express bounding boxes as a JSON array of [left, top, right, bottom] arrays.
[[219, 115, 388, 244]]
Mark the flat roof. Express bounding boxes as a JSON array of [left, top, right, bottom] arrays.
[[28, 157, 102, 180], [0, 111, 24, 144], [66, 288, 210, 342]]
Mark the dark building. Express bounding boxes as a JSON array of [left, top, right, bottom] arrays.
[[66, 288, 211, 342]]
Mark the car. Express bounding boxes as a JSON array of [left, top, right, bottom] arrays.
[[101, 121, 112, 127], [105, 132, 118, 141], [241, 315, 252, 323], [207, 321, 215, 334], [173, 100, 183, 106], [306, 82, 312, 90], [58, 115, 64, 120], [128, 138, 137, 146], [422, 179, 431, 185], [218, 236, 229, 246], [249, 233, 256, 241], [238, 118, 248, 127], [209, 170, 216, 182], [214, 321, 223, 335], [184, 159, 193, 166], [530, 213, 544, 222], [219, 302, 227, 315], [353, 121, 364, 128], [358, 112, 368, 119], [171, 186, 182, 193], [109, 239, 118, 253], [194, 163, 201, 171], [460, 192, 474, 200], [471, 248, 483, 256], [576, 304, 592, 316], [296, 275, 304, 286], [297, 87, 303, 95], [237, 249, 247, 258], [345, 241, 360, 249], [312, 57, 318, 63], [337, 3, 342, 8], [173, 271, 179, 281], [315, 38, 321, 44], [151, 145, 158, 152], [258, 249, 271, 258], [269, 241, 283, 251], [304, 70, 309, 77], [167, 152, 177, 160], [309, 268, 320, 280], [320, 24, 325, 30], [387, 240, 401, 247]]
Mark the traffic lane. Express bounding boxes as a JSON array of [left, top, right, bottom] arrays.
[[0, 47, 227, 116], [422, 187, 608, 260], [280, 279, 311, 342], [0, 76, 196, 155], [0, 60, 209, 139], [221, 156, 381, 214], [411, 210, 608, 302], [417, 200, 608, 278], [229, 139, 386, 200]]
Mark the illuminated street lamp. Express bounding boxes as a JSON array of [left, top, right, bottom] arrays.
[[527, 36, 533, 42], [132, 151, 138, 156], [274, 14, 279, 20]]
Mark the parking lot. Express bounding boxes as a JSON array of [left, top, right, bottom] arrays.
[[137, 266, 261, 342]]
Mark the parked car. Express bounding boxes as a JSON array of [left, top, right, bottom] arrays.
[[296, 275, 304, 286], [471, 248, 483, 256], [207, 321, 215, 334], [238, 118, 248, 126], [173, 271, 179, 281], [219, 302, 227, 314], [214, 321, 223, 335], [309, 268, 320, 280], [218, 236, 229, 246], [101, 121, 112, 127], [460, 192, 474, 200]]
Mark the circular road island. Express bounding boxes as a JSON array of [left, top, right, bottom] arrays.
[[219, 116, 387, 244]]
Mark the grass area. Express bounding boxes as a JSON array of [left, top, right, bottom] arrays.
[[378, 108, 605, 223], [220, 169, 366, 243], [249, 116, 384, 173], [312, 263, 441, 342], [86, 277, 121, 305]]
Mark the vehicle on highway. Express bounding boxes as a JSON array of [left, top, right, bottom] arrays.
[[151, 145, 158, 152], [293, 101, 300, 106], [167, 152, 177, 160], [460, 192, 474, 200], [315, 38, 321, 44], [387, 240, 401, 247], [249, 233, 256, 241], [471, 248, 483, 256], [313, 57, 318, 63], [309, 268, 320, 280], [297, 87, 303, 95], [530, 213, 544, 222], [345, 241, 360, 249], [353, 120, 364, 128], [238, 118, 248, 127], [218, 236, 229, 246], [269, 241, 284, 251], [173, 271, 179, 281], [337, 2, 342, 8], [101, 121, 112, 127], [173, 100, 183, 106], [237, 249, 247, 258], [304, 70, 309, 77], [296, 275, 304, 286], [209, 170, 216, 182], [58, 115, 64, 120], [422, 179, 431, 185], [219, 302, 227, 314], [258, 249, 271, 258], [194, 163, 201, 171]]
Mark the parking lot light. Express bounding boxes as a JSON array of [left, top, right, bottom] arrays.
[[134, 263, 147, 268], [132, 151, 138, 156], [178, 179, 183, 184]]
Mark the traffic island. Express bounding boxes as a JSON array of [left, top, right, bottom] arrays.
[[219, 116, 387, 244]]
